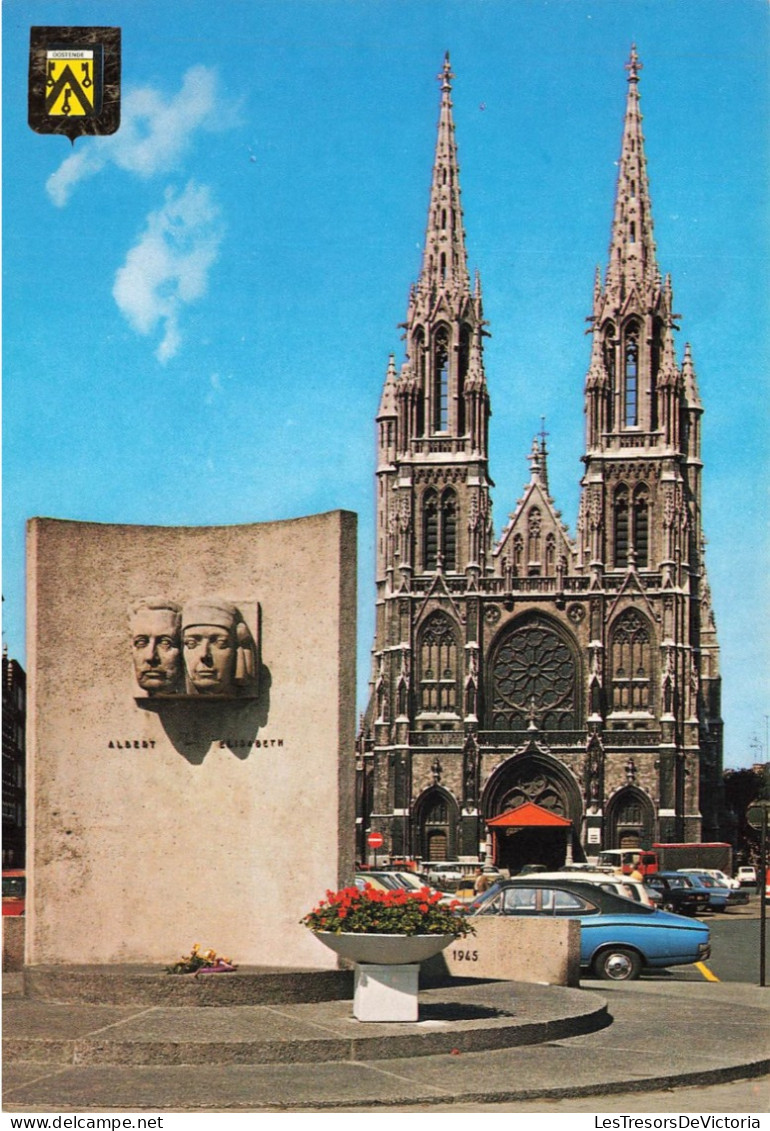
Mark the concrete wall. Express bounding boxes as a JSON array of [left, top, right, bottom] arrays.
[[26, 513, 356, 968], [428, 918, 581, 986], [3, 918, 25, 971]]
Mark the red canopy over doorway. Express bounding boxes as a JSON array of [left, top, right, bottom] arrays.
[[486, 802, 573, 871], [487, 802, 571, 828]]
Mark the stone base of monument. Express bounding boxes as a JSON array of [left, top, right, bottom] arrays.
[[22, 965, 353, 1007], [353, 962, 420, 1022]]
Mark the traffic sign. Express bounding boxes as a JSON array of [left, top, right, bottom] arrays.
[[747, 800, 770, 831], [367, 831, 384, 849]]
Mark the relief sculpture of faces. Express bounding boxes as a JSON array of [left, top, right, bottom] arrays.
[[182, 598, 258, 697], [131, 595, 258, 700], [129, 599, 183, 696]]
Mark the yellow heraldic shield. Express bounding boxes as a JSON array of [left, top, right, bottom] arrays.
[[29, 26, 121, 141], [46, 50, 97, 116]]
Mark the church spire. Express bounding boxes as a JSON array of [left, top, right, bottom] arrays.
[[527, 420, 550, 492], [605, 45, 660, 301], [416, 52, 470, 301]]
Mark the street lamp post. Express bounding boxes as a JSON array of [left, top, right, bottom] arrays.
[[747, 800, 770, 987]]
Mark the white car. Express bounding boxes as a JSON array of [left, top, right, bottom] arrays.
[[678, 868, 740, 890], [736, 866, 757, 887], [511, 870, 659, 908], [425, 862, 464, 887]]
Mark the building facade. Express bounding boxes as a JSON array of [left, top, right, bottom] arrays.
[[2, 651, 26, 868], [356, 51, 724, 872]]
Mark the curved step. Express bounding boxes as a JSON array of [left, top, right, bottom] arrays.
[[5, 981, 609, 1066], [23, 965, 353, 1007]]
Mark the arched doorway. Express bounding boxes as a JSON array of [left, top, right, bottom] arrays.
[[487, 802, 573, 873], [413, 787, 459, 861], [605, 786, 655, 850], [482, 744, 584, 872]]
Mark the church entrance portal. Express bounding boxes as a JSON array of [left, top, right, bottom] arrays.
[[495, 826, 569, 872]]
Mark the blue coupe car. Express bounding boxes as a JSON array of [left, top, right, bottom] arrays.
[[470, 878, 711, 981]]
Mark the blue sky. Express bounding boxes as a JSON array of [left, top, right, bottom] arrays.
[[3, 0, 768, 768]]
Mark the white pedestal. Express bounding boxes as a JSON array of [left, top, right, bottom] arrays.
[[353, 962, 420, 1022]]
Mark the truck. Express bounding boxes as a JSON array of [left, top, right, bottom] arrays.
[[596, 842, 733, 877], [652, 842, 733, 875]]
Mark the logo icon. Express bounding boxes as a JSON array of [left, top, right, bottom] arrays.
[[29, 26, 121, 142]]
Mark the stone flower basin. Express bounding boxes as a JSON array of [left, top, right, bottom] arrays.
[[313, 931, 454, 966]]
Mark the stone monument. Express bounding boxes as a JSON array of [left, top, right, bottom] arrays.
[[26, 511, 356, 968]]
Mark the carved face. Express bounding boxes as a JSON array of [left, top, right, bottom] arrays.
[[183, 624, 236, 695], [131, 607, 182, 695]]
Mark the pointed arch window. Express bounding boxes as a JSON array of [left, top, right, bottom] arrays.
[[513, 534, 523, 574], [418, 613, 460, 715], [624, 325, 639, 427], [650, 318, 664, 433], [458, 325, 471, 436], [433, 326, 450, 432], [527, 507, 542, 570], [545, 533, 556, 575], [413, 327, 426, 437], [614, 486, 630, 568], [441, 489, 457, 571], [634, 486, 650, 568], [423, 487, 459, 572], [603, 325, 616, 431], [423, 489, 438, 571], [610, 610, 653, 713]]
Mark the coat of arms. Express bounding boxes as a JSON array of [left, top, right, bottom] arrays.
[[28, 26, 121, 142]]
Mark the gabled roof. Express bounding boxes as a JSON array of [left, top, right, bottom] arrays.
[[486, 802, 572, 828]]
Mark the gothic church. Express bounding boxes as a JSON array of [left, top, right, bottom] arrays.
[[356, 50, 724, 872]]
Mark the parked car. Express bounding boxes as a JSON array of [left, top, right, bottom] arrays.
[[677, 871, 749, 911], [516, 870, 659, 908], [2, 870, 25, 916], [735, 866, 757, 887], [678, 868, 740, 891], [644, 872, 710, 916], [469, 878, 711, 981], [424, 862, 464, 888], [354, 872, 453, 904]]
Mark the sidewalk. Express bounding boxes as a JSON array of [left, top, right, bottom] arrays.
[[3, 972, 769, 1112]]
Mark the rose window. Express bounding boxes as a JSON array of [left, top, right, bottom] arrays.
[[490, 619, 577, 730]]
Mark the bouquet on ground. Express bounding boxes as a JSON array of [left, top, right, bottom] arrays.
[[301, 883, 475, 937], [166, 943, 238, 975]]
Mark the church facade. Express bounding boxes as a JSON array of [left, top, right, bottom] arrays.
[[356, 51, 724, 872]]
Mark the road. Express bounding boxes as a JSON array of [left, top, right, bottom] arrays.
[[658, 897, 769, 983]]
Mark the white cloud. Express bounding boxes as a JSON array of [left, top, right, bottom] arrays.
[[112, 182, 223, 363], [46, 66, 222, 206]]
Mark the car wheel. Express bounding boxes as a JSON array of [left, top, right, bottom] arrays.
[[592, 947, 643, 981], [662, 900, 676, 913]]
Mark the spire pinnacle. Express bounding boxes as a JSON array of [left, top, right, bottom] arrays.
[[527, 420, 550, 491], [415, 52, 470, 299], [682, 342, 702, 411], [439, 51, 453, 92], [605, 45, 658, 299], [625, 43, 643, 84]]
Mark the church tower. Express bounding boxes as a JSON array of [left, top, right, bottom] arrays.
[[578, 46, 722, 844], [367, 54, 493, 863], [358, 49, 723, 870]]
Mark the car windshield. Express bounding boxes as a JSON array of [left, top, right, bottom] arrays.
[[391, 873, 424, 891], [2, 877, 25, 898], [356, 873, 401, 891]]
